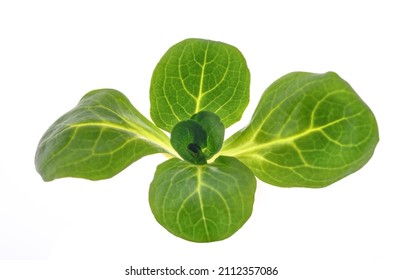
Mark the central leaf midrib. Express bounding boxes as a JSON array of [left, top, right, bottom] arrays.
[[223, 117, 350, 158], [70, 122, 173, 153], [195, 43, 209, 113], [196, 166, 210, 241], [89, 104, 171, 147]]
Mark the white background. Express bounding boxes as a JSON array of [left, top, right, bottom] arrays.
[[1, 0, 401, 279]]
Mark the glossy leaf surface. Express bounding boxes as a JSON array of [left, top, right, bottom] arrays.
[[150, 38, 250, 132], [222, 72, 379, 188], [149, 156, 256, 242], [35, 89, 173, 181]]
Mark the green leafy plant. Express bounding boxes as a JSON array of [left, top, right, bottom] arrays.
[[35, 38, 379, 242]]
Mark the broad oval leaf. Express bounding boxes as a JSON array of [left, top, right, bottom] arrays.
[[150, 38, 250, 132], [149, 156, 256, 242], [222, 72, 379, 188], [35, 89, 173, 181]]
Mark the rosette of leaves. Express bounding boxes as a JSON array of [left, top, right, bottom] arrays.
[[35, 38, 379, 242]]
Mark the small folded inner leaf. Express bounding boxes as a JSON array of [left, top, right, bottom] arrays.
[[170, 120, 207, 164], [170, 111, 224, 165]]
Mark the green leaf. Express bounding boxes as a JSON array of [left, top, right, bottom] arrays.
[[35, 89, 173, 181], [221, 72, 379, 188], [149, 156, 256, 242], [170, 119, 208, 165], [150, 38, 250, 132], [191, 111, 225, 159], [170, 111, 224, 164]]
